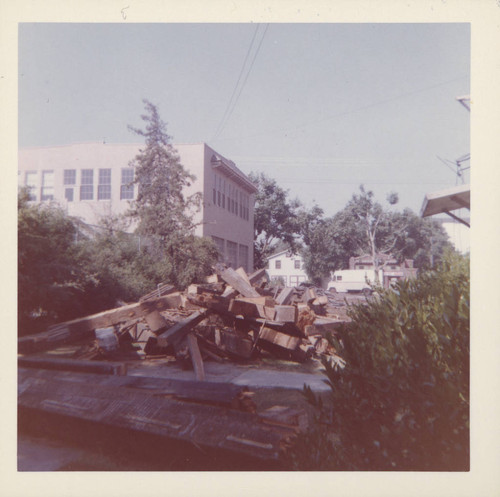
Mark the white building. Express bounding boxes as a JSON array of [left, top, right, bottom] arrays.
[[18, 142, 257, 272], [266, 250, 308, 287]]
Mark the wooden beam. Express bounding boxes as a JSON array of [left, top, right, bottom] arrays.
[[248, 268, 268, 286], [186, 333, 205, 381], [156, 310, 208, 347], [18, 368, 293, 462], [18, 356, 127, 375], [257, 327, 300, 350], [214, 263, 260, 298], [275, 287, 294, 305], [19, 294, 183, 354], [274, 305, 298, 323]]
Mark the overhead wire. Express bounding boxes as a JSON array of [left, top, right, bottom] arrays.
[[212, 24, 269, 141]]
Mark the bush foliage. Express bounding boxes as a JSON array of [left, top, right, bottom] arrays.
[[289, 250, 469, 471]]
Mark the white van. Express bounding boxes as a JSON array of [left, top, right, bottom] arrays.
[[327, 269, 382, 295]]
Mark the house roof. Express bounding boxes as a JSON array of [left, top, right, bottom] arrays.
[[420, 184, 470, 227], [266, 250, 300, 261]]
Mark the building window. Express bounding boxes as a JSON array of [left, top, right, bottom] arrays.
[[275, 260, 281, 269], [64, 169, 76, 185], [41, 170, 54, 201], [80, 169, 94, 200], [120, 168, 134, 200], [337, 275, 342, 281], [227, 241, 238, 268], [25, 171, 38, 201], [63, 169, 76, 202], [98, 168, 112, 200], [239, 244, 249, 273], [211, 236, 225, 261], [294, 260, 301, 269]]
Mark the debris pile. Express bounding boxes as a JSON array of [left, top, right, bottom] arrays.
[[18, 264, 350, 466], [19, 263, 348, 376]]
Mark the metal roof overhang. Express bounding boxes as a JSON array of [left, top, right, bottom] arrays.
[[420, 184, 470, 227]]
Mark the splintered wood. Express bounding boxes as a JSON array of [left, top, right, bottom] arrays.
[[19, 264, 347, 369]]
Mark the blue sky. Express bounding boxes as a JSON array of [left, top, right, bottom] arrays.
[[18, 22, 470, 217]]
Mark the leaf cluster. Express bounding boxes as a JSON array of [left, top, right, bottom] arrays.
[[290, 250, 469, 470]]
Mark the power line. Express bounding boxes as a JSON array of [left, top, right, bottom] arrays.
[[212, 24, 269, 141], [215, 74, 469, 143]]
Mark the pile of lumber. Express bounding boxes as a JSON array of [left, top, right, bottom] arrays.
[[19, 263, 347, 378], [17, 264, 351, 465]]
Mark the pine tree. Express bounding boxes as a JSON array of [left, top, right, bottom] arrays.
[[128, 99, 201, 239]]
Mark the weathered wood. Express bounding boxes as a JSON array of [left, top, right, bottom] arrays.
[[274, 305, 298, 323], [214, 263, 260, 298], [275, 287, 294, 305], [248, 268, 268, 286], [312, 295, 329, 306], [257, 327, 300, 350], [18, 368, 292, 461], [156, 310, 208, 347], [302, 287, 317, 303], [144, 310, 169, 334], [303, 318, 346, 337], [18, 356, 127, 375], [186, 333, 205, 381], [217, 329, 254, 359], [19, 294, 183, 354], [229, 296, 274, 318], [235, 267, 252, 286]]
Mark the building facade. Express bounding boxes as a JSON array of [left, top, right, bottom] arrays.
[[348, 254, 418, 289], [18, 142, 256, 272], [266, 250, 309, 287]]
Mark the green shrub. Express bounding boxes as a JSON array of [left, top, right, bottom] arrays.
[[289, 250, 469, 471]]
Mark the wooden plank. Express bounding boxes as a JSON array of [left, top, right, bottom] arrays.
[[18, 367, 255, 410], [156, 310, 208, 347], [302, 288, 317, 304], [19, 294, 183, 354], [218, 330, 254, 359], [236, 267, 252, 286], [18, 356, 127, 375], [18, 368, 293, 462], [303, 318, 346, 337], [248, 268, 268, 286], [274, 305, 298, 323], [275, 287, 294, 305], [257, 327, 300, 350], [229, 297, 275, 318], [186, 333, 205, 381], [214, 263, 260, 298], [144, 310, 169, 334]]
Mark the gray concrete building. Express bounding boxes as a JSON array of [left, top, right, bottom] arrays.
[[18, 142, 256, 271]]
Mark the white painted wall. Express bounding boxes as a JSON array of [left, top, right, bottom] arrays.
[[19, 141, 256, 271], [266, 251, 308, 287]]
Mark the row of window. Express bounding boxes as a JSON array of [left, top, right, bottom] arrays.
[[212, 173, 250, 221], [212, 236, 249, 272], [23, 168, 135, 202], [273, 259, 302, 270]]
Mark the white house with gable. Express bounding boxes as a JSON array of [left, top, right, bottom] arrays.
[[266, 250, 308, 287]]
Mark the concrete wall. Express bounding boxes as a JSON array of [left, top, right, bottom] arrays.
[[19, 141, 255, 271]]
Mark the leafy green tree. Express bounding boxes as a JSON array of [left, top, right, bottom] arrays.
[[301, 186, 453, 281], [249, 172, 303, 269], [127, 99, 218, 288], [18, 188, 91, 334], [290, 250, 469, 471]]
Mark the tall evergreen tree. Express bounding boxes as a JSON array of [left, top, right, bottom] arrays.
[[128, 99, 201, 239], [127, 100, 218, 288]]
